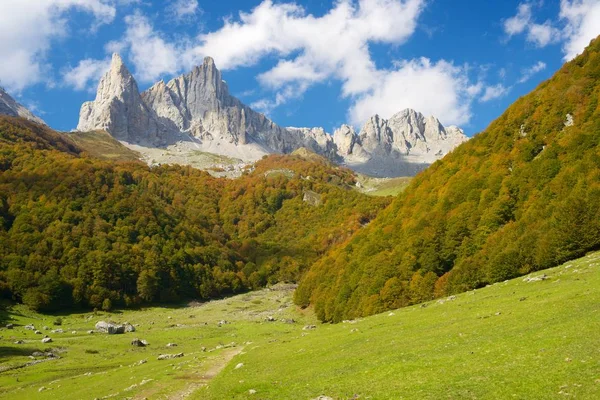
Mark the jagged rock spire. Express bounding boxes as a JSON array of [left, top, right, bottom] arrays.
[[77, 53, 169, 144], [76, 54, 468, 176], [0, 86, 45, 125]]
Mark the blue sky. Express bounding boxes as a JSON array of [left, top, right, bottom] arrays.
[[1, 0, 599, 136]]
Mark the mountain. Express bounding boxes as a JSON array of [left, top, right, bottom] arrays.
[[0, 114, 388, 311], [0, 86, 45, 125], [333, 109, 468, 176], [77, 53, 176, 145], [78, 54, 466, 177], [295, 36, 600, 322]]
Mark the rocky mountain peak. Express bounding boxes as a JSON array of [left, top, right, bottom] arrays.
[[77, 55, 468, 177], [0, 86, 46, 125], [77, 53, 169, 144], [203, 56, 216, 67], [109, 52, 126, 72], [95, 53, 138, 103]]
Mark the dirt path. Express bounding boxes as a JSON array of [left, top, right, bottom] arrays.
[[167, 347, 244, 399]]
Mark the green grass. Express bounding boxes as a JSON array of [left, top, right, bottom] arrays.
[[202, 252, 600, 399], [63, 130, 141, 161], [1, 254, 599, 399], [0, 284, 316, 399], [189, 150, 242, 166], [356, 175, 412, 197]]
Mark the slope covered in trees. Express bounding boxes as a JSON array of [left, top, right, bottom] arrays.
[[296, 36, 600, 322], [0, 116, 388, 311]]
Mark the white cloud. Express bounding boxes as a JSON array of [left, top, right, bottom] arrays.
[[480, 84, 510, 102], [185, 0, 424, 97], [518, 61, 546, 83], [91, 0, 486, 127], [527, 22, 561, 47], [560, 0, 600, 60], [167, 0, 201, 22], [63, 58, 112, 91], [504, 3, 532, 36], [0, 0, 118, 92], [349, 59, 478, 126], [112, 1, 489, 126], [503, 2, 560, 48], [116, 11, 181, 82]]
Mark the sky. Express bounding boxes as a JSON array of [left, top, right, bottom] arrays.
[[1, 0, 600, 136]]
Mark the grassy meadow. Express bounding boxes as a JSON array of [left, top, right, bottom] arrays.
[[1, 252, 599, 399]]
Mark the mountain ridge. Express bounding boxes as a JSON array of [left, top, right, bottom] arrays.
[[0, 86, 45, 125], [295, 35, 600, 322], [77, 53, 468, 177]]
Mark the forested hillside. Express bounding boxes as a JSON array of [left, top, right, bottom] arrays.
[[0, 116, 388, 311], [296, 36, 600, 322]]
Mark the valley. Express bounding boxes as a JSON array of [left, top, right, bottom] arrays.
[[1, 252, 598, 399], [0, 2, 599, 398]]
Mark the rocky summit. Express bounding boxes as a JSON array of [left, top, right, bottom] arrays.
[[335, 109, 468, 176], [77, 53, 175, 145], [77, 54, 467, 177], [0, 86, 45, 125]]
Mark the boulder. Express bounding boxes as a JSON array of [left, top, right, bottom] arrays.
[[303, 191, 322, 206], [166, 343, 178, 347], [157, 353, 184, 360], [523, 274, 549, 283], [6, 323, 14, 329], [303, 325, 316, 330], [131, 338, 148, 347], [95, 321, 135, 334], [41, 337, 52, 343]]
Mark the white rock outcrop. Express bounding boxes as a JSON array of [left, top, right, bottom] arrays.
[[77, 54, 468, 177], [77, 54, 176, 145], [329, 109, 468, 176], [0, 87, 45, 125]]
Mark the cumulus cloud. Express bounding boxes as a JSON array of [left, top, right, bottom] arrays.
[[79, 0, 486, 126], [63, 58, 112, 91], [349, 58, 478, 126], [504, 3, 532, 36], [111, 11, 181, 82], [0, 0, 118, 92], [560, 0, 600, 60], [527, 21, 561, 47], [504, 1, 600, 60], [480, 84, 510, 102], [186, 0, 424, 98], [518, 61, 546, 83], [166, 0, 201, 23], [503, 2, 560, 47]]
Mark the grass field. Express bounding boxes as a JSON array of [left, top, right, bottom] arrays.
[[1, 253, 599, 399], [63, 130, 142, 162], [356, 175, 412, 197]]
